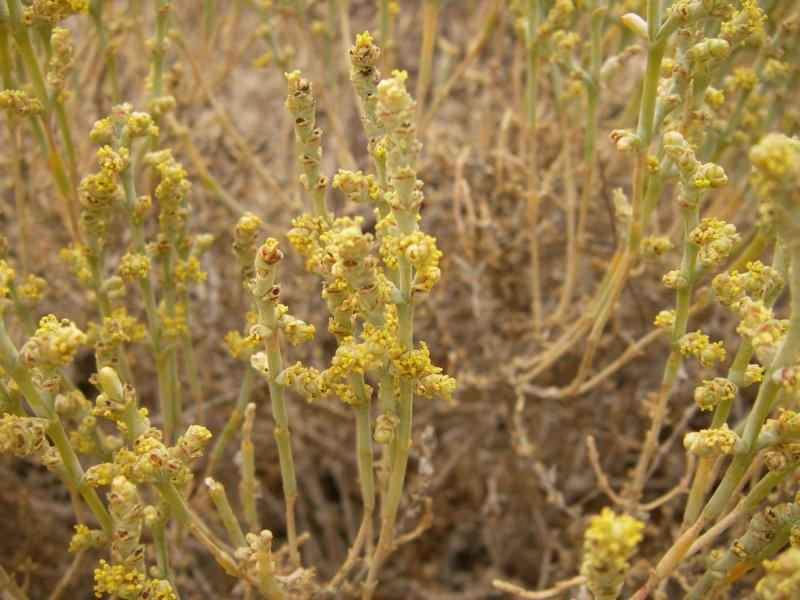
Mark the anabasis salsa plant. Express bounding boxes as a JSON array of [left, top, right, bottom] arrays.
[[0, 0, 452, 596], [1, 0, 800, 599]]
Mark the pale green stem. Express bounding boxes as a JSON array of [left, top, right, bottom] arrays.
[[208, 364, 256, 474], [254, 266, 299, 566], [377, 0, 390, 51], [207, 478, 247, 548], [353, 394, 376, 511], [89, 0, 121, 103], [154, 478, 192, 526], [151, 517, 176, 593], [240, 403, 259, 533], [415, 0, 439, 116]]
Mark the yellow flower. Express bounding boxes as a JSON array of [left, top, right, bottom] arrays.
[[118, 252, 151, 281], [679, 330, 726, 367], [581, 508, 643, 600], [684, 424, 745, 457], [19, 315, 87, 370]]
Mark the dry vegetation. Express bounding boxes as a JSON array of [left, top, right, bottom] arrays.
[[1, 0, 799, 599]]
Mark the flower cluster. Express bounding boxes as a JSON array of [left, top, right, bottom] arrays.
[[0, 413, 48, 458], [46, 26, 75, 100], [118, 253, 151, 281], [719, 0, 766, 47], [689, 217, 740, 269], [756, 547, 800, 600], [749, 133, 800, 241], [19, 315, 87, 372], [144, 150, 192, 239], [233, 212, 262, 282], [0, 90, 44, 117], [581, 508, 644, 600], [693, 377, 737, 411], [22, 0, 88, 25], [663, 131, 727, 207], [679, 330, 726, 367], [642, 236, 674, 259], [712, 260, 783, 309], [684, 423, 745, 457]]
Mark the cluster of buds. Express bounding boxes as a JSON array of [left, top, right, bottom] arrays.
[[78, 105, 158, 243], [538, 0, 574, 37], [609, 129, 643, 153], [16, 274, 46, 304], [380, 229, 442, 301], [332, 169, 379, 205], [0, 413, 48, 458], [394, 342, 455, 401], [693, 377, 737, 411], [0, 90, 44, 117], [53, 389, 103, 454], [277, 362, 329, 403], [107, 476, 145, 572], [93, 366, 148, 431], [756, 547, 800, 599], [86, 423, 210, 488], [89, 475, 176, 599], [321, 218, 388, 323], [144, 150, 192, 240], [91, 104, 159, 147], [712, 260, 783, 309], [654, 309, 676, 332], [773, 365, 800, 402], [763, 442, 800, 473], [118, 252, 151, 282], [684, 423, 745, 457], [232, 213, 262, 282], [287, 213, 330, 277], [77, 161, 121, 242], [689, 217, 740, 269], [93, 559, 175, 600], [719, 0, 766, 47], [641, 236, 674, 259], [374, 410, 400, 444], [687, 37, 730, 71], [59, 243, 93, 284], [678, 330, 726, 367], [224, 327, 259, 359], [0, 260, 14, 300], [732, 297, 789, 365], [285, 71, 329, 217], [749, 134, 800, 244], [348, 31, 385, 161], [274, 305, 316, 345], [580, 507, 644, 600], [377, 70, 423, 214], [234, 531, 283, 598], [656, 30, 728, 132], [19, 315, 87, 373], [21, 0, 88, 25], [47, 27, 75, 99], [760, 409, 800, 446], [68, 523, 106, 553], [662, 131, 727, 207]]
